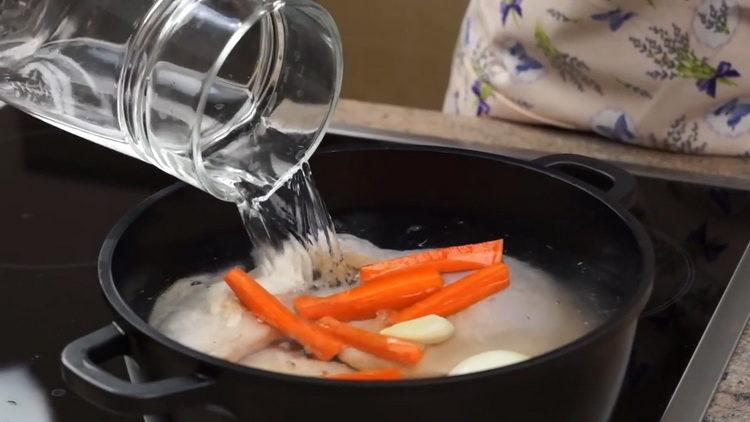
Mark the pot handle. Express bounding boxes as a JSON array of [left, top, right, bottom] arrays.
[[61, 324, 214, 415], [533, 154, 637, 208]]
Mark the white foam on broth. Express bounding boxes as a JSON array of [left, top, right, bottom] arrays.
[[149, 234, 594, 377]]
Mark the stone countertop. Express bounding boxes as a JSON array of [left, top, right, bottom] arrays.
[[705, 324, 750, 422], [332, 99, 750, 421], [332, 99, 750, 190]]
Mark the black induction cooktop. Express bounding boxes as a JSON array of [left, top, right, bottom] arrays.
[[0, 107, 748, 422]]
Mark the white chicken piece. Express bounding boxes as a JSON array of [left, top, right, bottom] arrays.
[[240, 347, 352, 377], [341, 256, 590, 378], [149, 275, 279, 362], [150, 236, 594, 379], [338, 234, 412, 269], [412, 257, 589, 376]]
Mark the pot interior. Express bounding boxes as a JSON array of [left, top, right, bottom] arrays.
[[107, 147, 650, 357]]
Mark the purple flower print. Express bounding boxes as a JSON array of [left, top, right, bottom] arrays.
[[501, 0, 522, 26], [696, 61, 740, 98]]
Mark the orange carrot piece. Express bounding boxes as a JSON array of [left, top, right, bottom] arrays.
[[327, 368, 403, 381], [224, 268, 343, 361], [360, 239, 503, 282], [316, 316, 424, 366], [294, 269, 443, 321], [389, 263, 510, 324]]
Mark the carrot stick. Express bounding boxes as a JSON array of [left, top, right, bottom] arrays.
[[389, 263, 510, 324], [224, 268, 343, 361], [316, 316, 423, 365], [294, 269, 443, 321], [327, 368, 403, 381], [360, 239, 503, 282]]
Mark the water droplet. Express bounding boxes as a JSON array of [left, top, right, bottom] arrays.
[[51, 389, 66, 397], [576, 261, 583, 266], [190, 280, 203, 286], [406, 225, 423, 234], [214, 103, 224, 110], [7, 400, 17, 406]]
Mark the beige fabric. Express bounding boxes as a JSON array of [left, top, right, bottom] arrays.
[[444, 0, 750, 157]]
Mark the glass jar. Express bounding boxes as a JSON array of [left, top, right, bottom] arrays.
[[0, 0, 342, 202]]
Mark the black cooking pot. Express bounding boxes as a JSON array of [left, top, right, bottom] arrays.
[[61, 141, 653, 422]]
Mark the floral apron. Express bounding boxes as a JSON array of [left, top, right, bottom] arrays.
[[444, 0, 750, 157]]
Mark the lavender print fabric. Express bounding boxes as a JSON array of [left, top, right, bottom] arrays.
[[444, 0, 749, 156]]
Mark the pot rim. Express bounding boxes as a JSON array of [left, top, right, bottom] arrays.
[[98, 144, 655, 387]]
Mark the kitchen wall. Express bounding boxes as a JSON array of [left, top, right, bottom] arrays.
[[316, 0, 469, 110]]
